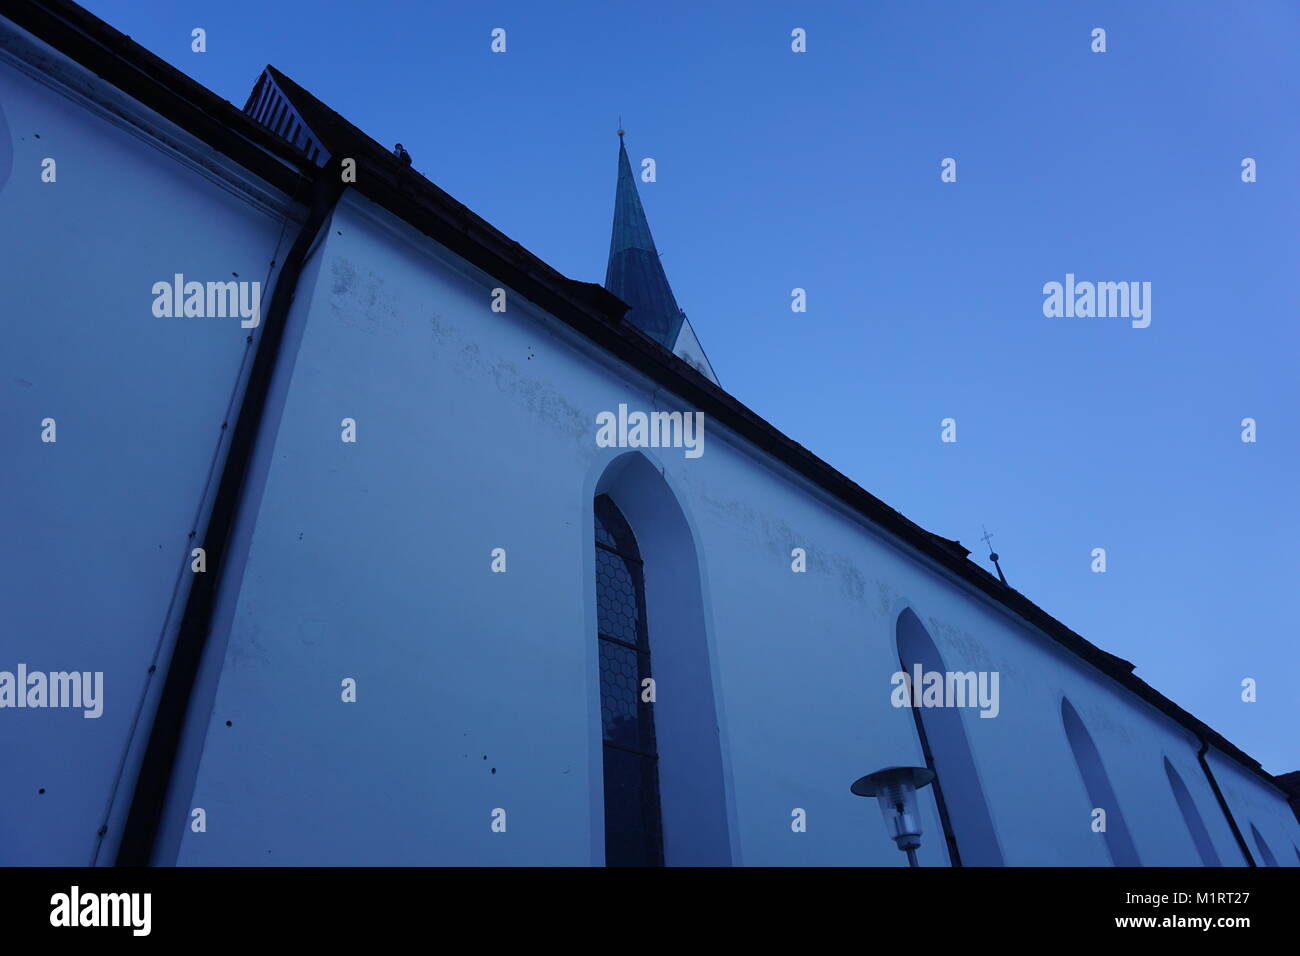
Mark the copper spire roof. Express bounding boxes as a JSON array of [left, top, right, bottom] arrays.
[[604, 132, 686, 349]]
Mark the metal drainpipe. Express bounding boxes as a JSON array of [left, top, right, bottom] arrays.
[[1196, 736, 1255, 867], [115, 160, 346, 866]]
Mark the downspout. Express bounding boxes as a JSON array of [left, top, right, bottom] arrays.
[[115, 159, 346, 865], [1196, 736, 1255, 867]]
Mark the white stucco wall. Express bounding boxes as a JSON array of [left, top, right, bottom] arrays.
[[1209, 749, 1298, 866], [170, 192, 1298, 865], [0, 27, 297, 865]]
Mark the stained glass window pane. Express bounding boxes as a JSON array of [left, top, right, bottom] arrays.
[[594, 494, 662, 866]]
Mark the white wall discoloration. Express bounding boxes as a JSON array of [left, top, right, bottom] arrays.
[[161, 192, 1298, 866]]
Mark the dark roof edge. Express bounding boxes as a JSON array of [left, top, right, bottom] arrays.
[[11, 0, 1285, 794], [5, 0, 314, 195]]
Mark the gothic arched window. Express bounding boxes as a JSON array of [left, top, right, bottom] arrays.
[[594, 494, 663, 866]]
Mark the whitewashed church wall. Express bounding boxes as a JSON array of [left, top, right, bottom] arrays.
[[0, 31, 296, 865], [1208, 749, 1298, 867], [660, 422, 1290, 866], [175, 193, 614, 864], [150, 233, 333, 867], [169, 190, 1298, 865]]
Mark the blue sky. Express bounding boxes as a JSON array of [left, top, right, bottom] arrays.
[[81, 0, 1299, 772]]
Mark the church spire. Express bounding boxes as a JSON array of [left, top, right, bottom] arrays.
[[605, 130, 686, 349]]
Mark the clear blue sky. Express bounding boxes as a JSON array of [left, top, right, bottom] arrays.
[[82, 0, 1299, 773]]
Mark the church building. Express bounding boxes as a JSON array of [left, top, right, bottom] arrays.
[[2, 0, 1296, 867]]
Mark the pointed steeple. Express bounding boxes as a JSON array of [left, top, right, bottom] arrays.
[[603, 130, 719, 384], [605, 131, 687, 349]]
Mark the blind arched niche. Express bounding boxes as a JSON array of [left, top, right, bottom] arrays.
[[1249, 823, 1278, 866], [1163, 757, 1220, 866], [1060, 697, 1140, 865], [895, 608, 1003, 866]]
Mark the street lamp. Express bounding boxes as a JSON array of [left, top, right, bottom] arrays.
[[850, 765, 936, 867]]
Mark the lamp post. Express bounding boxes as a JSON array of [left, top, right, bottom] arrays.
[[850, 765, 936, 867]]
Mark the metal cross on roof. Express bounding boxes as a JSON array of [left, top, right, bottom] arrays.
[[982, 525, 1008, 586]]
